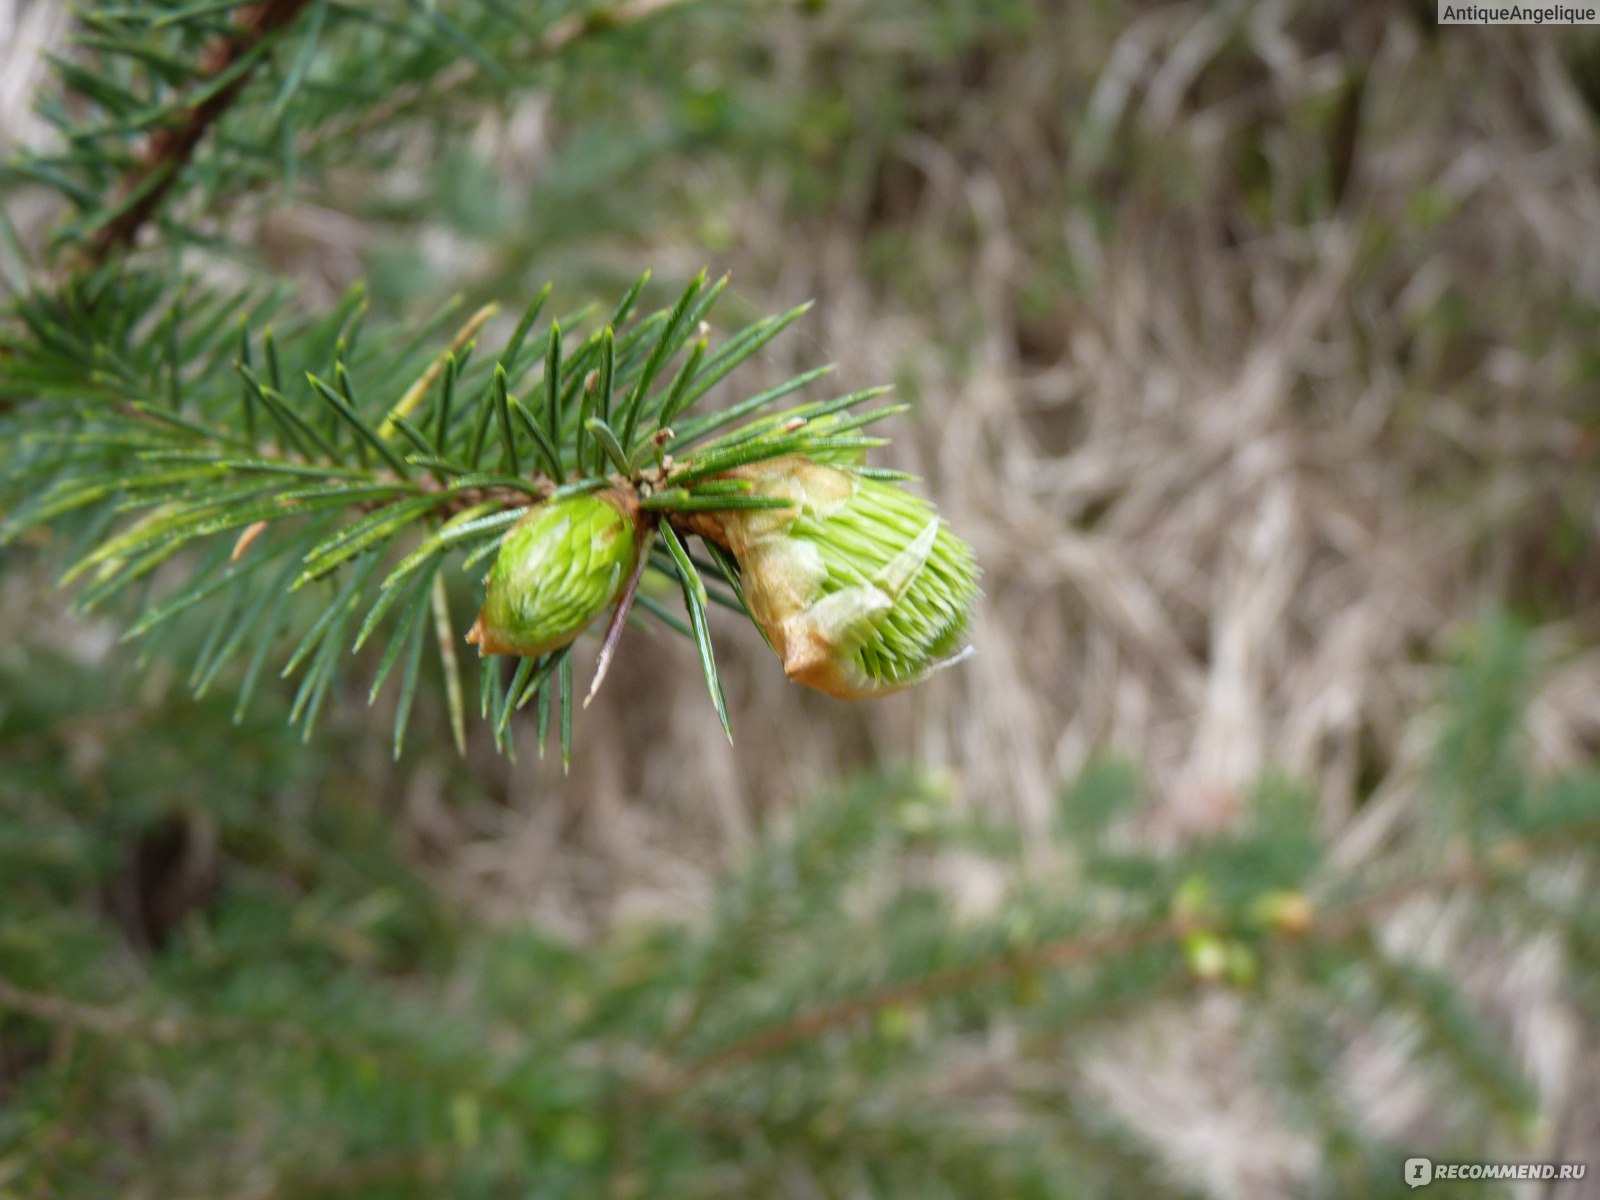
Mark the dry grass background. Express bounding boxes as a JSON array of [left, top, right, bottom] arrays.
[[417, 2, 1600, 933], [6, 2, 1600, 1193]]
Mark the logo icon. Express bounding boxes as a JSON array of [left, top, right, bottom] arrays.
[[1405, 1158, 1434, 1188]]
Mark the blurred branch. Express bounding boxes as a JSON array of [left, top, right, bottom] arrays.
[[82, 0, 314, 267], [0, 975, 168, 1040], [9, 825, 1590, 1097], [302, 0, 694, 151], [262, 1150, 448, 1198], [657, 920, 1183, 1096], [653, 823, 1600, 1097]]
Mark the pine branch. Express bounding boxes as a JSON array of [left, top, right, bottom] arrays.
[[655, 920, 1184, 1097], [83, 0, 315, 266], [1, 270, 931, 751], [303, 0, 696, 152], [8, 810, 1597, 1132], [0, 976, 141, 1040], [16, 0, 702, 262], [650, 813, 1600, 1098], [3, 8, 971, 758], [7, 636, 1599, 1194]]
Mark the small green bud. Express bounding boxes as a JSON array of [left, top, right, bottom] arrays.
[[1183, 931, 1229, 983], [1251, 889, 1314, 938], [688, 456, 979, 698], [467, 491, 640, 657]]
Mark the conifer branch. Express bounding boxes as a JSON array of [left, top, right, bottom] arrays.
[[0, 976, 142, 1040], [657, 921, 1185, 1096], [652, 815, 1600, 1097], [6, 1, 976, 753], [9, 814, 1596, 1105], [82, 0, 314, 266], [1, 270, 954, 751], [23, 0, 698, 266], [302, 0, 695, 151]]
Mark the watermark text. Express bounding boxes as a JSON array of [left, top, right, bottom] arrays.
[[1405, 1157, 1587, 1188], [1440, 3, 1600, 21]]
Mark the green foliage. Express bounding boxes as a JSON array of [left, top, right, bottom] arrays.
[[4, 4, 1599, 1196], [0, 259, 926, 752], [2, 620, 1597, 1196], [4, 0, 988, 755], [4, 0, 689, 257]]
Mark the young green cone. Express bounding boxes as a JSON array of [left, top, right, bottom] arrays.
[[467, 490, 641, 657], [687, 455, 979, 699]]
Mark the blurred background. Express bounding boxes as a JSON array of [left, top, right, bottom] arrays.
[[3, 1, 1600, 1196]]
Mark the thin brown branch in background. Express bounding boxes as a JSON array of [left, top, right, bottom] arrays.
[[652, 921, 1183, 1098], [83, 0, 313, 267], [0, 976, 142, 1039], [651, 821, 1600, 1098], [303, 0, 692, 152], [5, 822, 1595, 1116], [80, 0, 686, 267]]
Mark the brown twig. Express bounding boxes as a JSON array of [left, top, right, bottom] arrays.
[[650, 921, 1184, 1098], [0, 976, 149, 1039], [260, 1150, 447, 1198], [299, 0, 693, 153], [81, 0, 314, 267], [645, 824, 1600, 1099], [4, 825, 1596, 1117], [72, 0, 696, 270]]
